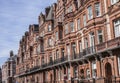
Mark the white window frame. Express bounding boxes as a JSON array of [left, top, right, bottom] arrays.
[[83, 15, 87, 27], [97, 30, 103, 44], [70, 21, 75, 32], [56, 31, 58, 40], [65, 24, 69, 34], [77, 19, 81, 30], [68, 67, 71, 80], [48, 25, 52, 31], [87, 6, 93, 20], [86, 69, 90, 78], [92, 61, 97, 78], [79, 41, 83, 52], [72, 43, 76, 56], [114, 19, 120, 38], [95, 3, 101, 17], [67, 45, 70, 60], [118, 56, 120, 75], [74, 66, 78, 79]]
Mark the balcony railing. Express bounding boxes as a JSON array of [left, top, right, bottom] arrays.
[[18, 37, 120, 77], [96, 37, 120, 52]]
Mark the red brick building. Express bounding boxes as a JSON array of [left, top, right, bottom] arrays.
[[15, 0, 120, 83], [2, 51, 16, 83]]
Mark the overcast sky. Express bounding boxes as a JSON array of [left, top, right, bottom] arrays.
[[0, 0, 56, 66]]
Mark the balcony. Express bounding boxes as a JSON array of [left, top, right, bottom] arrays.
[[96, 37, 120, 52], [64, 12, 74, 19], [18, 37, 120, 77], [25, 66, 40, 74]]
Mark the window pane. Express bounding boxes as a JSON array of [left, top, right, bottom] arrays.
[[77, 19, 80, 30], [114, 19, 120, 37], [95, 3, 101, 17], [83, 15, 86, 26], [88, 6, 93, 20], [70, 22, 74, 32]]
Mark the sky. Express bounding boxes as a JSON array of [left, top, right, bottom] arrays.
[[0, 0, 56, 66]]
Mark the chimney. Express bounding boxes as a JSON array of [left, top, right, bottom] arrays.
[[10, 50, 14, 57], [45, 6, 50, 17]]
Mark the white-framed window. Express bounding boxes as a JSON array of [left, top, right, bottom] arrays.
[[49, 54, 52, 62], [65, 24, 69, 34], [92, 61, 97, 78], [97, 30, 103, 44], [87, 6, 93, 20], [85, 38, 89, 49], [95, 3, 101, 17], [79, 41, 83, 52], [41, 57, 44, 64], [67, 45, 70, 60], [111, 0, 119, 5], [55, 31, 58, 40], [114, 19, 120, 37], [89, 32, 95, 53], [70, 21, 74, 32], [83, 14, 87, 27], [61, 48, 65, 57], [77, 19, 81, 30], [72, 43, 76, 56], [118, 56, 120, 75], [48, 25, 52, 31], [86, 69, 90, 78], [58, 70, 61, 81], [68, 67, 71, 80], [74, 66, 78, 78], [37, 44, 40, 54], [48, 38, 52, 47], [56, 50, 59, 59]]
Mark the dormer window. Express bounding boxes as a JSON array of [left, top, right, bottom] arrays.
[[48, 25, 52, 32]]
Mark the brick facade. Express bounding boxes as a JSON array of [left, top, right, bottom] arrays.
[[15, 0, 120, 83], [2, 51, 16, 83]]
